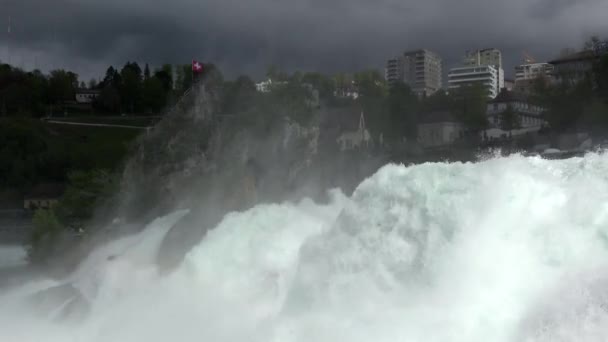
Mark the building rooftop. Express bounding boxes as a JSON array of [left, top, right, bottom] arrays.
[[24, 183, 66, 200], [76, 89, 101, 94], [488, 90, 528, 104], [548, 50, 598, 64]]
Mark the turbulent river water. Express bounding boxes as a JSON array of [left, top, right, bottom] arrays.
[[3, 153, 608, 341]]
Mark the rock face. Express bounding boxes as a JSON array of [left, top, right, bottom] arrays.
[[111, 79, 387, 273]]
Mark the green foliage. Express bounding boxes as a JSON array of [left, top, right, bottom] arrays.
[[54, 169, 120, 228], [48, 69, 78, 104], [97, 85, 121, 112], [120, 62, 144, 113], [28, 209, 65, 263], [143, 77, 167, 113], [387, 82, 419, 142], [301, 72, 335, 101], [157, 64, 174, 91], [27, 169, 120, 264], [499, 104, 521, 132], [354, 70, 388, 135], [0, 64, 50, 117], [535, 77, 593, 132], [421, 90, 452, 112], [221, 75, 257, 114], [0, 119, 54, 187], [450, 83, 489, 132], [0, 118, 139, 188], [594, 54, 608, 103]]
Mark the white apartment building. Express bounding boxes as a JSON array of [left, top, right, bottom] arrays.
[[463, 48, 505, 92], [448, 65, 500, 99]]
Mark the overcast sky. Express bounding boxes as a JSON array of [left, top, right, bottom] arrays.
[[1, 0, 608, 82]]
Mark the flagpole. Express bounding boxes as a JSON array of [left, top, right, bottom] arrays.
[[7, 16, 11, 65]]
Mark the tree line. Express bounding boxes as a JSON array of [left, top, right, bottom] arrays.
[[0, 61, 206, 117]]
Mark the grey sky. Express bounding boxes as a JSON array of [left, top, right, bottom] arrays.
[[1, 0, 608, 81]]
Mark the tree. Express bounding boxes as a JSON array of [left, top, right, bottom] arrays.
[[499, 104, 521, 133], [102, 66, 121, 89], [144, 63, 151, 80], [594, 53, 608, 103], [266, 64, 288, 82], [387, 82, 419, 142], [536, 78, 592, 132], [120, 62, 144, 113], [28, 209, 65, 263], [354, 70, 388, 135], [221, 75, 257, 114], [88, 78, 98, 90], [421, 89, 452, 112], [302, 72, 335, 101], [450, 83, 489, 133], [53, 169, 120, 229], [97, 84, 121, 113], [48, 69, 78, 105], [154, 64, 174, 93], [142, 76, 167, 113]]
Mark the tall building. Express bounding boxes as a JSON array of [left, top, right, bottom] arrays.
[[385, 49, 442, 97], [448, 65, 500, 99], [514, 63, 554, 82], [464, 48, 503, 69], [452, 48, 504, 96]]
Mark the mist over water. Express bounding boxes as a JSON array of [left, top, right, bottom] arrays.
[[0, 246, 27, 269], [3, 153, 608, 341]]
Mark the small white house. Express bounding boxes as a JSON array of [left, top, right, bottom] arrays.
[[417, 111, 465, 148], [75, 89, 101, 104]]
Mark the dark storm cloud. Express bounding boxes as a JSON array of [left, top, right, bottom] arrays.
[[2, 0, 608, 80]]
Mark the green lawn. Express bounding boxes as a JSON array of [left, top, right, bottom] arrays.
[[46, 123, 144, 171]]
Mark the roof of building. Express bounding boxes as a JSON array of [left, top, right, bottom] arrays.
[[549, 50, 598, 64], [488, 90, 528, 104], [24, 183, 66, 199], [418, 110, 460, 124], [76, 89, 101, 95]]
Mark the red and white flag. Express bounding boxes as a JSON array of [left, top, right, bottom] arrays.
[[192, 60, 204, 73]]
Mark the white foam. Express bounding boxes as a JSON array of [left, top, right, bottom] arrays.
[[0, 245, 27, 269], [3, 154, 608, 341]]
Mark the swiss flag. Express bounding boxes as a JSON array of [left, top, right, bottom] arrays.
[[192, 60, 204, 73]]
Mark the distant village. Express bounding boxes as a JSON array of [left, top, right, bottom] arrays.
[[254, 45, 607, 156], [2, 39, 608, 248]]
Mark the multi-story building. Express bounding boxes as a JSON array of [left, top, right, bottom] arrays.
[[464, 48, 503, 69], [448, 65, 500, 99], [514, 63, 554, 82], [462, 48, 505, 92], [483, 90, 547, 139], [549, 50, 599, 85], [385, 56, 407, 85], [385, 49, 442, 97]]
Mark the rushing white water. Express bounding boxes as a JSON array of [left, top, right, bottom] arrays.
[[3, 153, 608, 341], [0, 245, 27, 269]]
